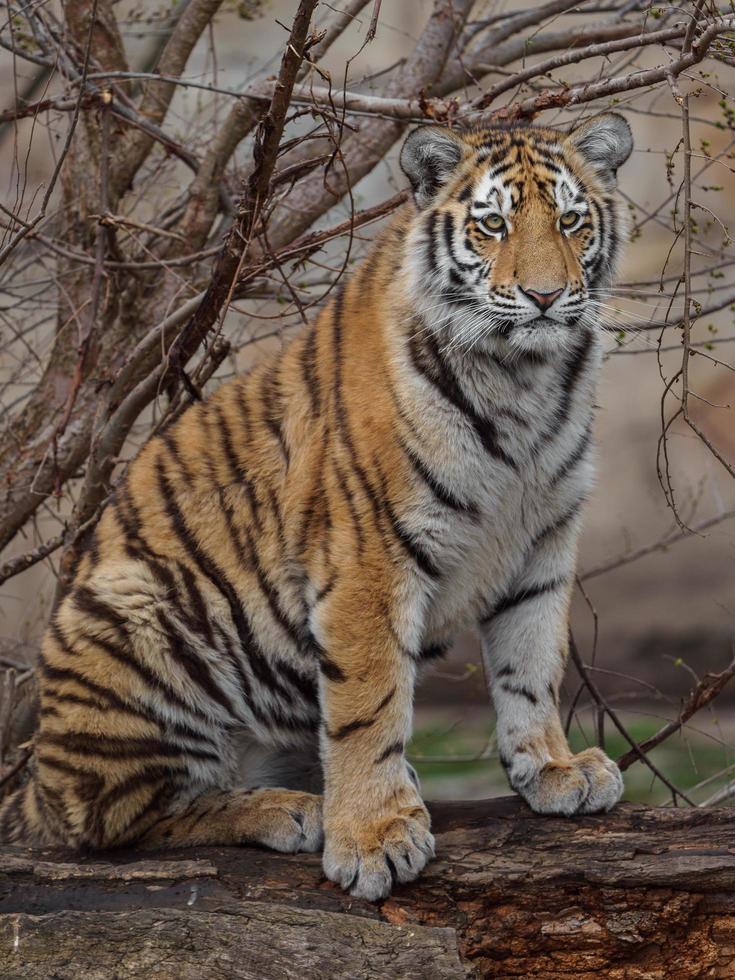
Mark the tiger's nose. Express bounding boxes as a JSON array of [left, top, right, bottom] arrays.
[[520, 286, 564, 311]]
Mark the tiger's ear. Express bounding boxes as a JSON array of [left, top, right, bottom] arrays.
[[400, 126, 465, 207], [566, 113, 633, 188]]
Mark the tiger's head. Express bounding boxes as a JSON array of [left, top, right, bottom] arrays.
[[399, 114, 633, 356]]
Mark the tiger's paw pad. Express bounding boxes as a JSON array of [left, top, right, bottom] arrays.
[[323, 805, 434, 902], [251, 790, 323, 853], [519, 747, 623, 816]]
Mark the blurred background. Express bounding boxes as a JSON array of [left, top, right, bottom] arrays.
[[0, 0, 733, 806]]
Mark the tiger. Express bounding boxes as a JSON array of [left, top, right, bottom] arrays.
[[0, 112, 633, 901]]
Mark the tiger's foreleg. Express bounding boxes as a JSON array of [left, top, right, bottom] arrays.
[[479, 520, 623, 815], [314, 572, 433, 901]]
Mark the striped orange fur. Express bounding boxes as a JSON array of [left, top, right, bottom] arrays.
[[1, 115, 633, 901]]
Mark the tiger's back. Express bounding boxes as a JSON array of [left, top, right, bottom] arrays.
[[1, 115, 632, 903]]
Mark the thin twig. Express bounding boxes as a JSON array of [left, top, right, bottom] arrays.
[[580, 509, 735, 581], [616, 656, 735, 772]]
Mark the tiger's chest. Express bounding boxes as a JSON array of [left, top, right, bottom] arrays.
[[407, 348, 599, 640]]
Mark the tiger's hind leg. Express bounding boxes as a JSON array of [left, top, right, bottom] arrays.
[[138, 787, 323, 852]]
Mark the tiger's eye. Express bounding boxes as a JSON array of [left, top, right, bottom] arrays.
[[480, 214, 506, 234], [560, 210, 580, 229]]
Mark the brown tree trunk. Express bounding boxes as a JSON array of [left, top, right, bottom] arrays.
[[1, 797, 734, 978]]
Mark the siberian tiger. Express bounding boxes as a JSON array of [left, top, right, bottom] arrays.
[[0, 113, 633, 901]]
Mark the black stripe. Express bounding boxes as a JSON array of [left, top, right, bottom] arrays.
[[270, 655, 318, 705], [373, 687, 396, 714], [160, 428, 194, 488], [156, 607, 239, 719], [482, 578, 566, 623], [177, 562, 217, 649], [156, 457, 295, 706], [40, 660, 217, 748], [261, 363, 290, 466], [500, 683, 538, 705], [316, 572, 336, 603], [70, 588, 215, 718], [331, 454, 366, 556], [212, 403, 262, 525], [242, 522, 306, 651], [331, 287, 384, 528], [221, 519, 319, 702], [442, 211, 455, 263], [410, 330, 518, 471], [605, 201, 619, 283], [328, 686, 396, 740], [549, 422, 592, 486], [301, 327, 321, 416], [36, 752, 103, 783], [475, 144, 510, 166], [329, 715, 376, 741], [356, 245, 383, 306], [0, 788, 26, 841], [41, 730, 219, 763], [320, 655, 347, 682], [233, 382, 255, 453], [401, 437, 478, 517], [91, 632, 218, 721], [30, 778, 50, 830], [588, 198, 607, 282], [43, 688, 106, 713], [425, 211, 440, 275], [373, 460, 441, 579], [72, 586, 129, 637], [555, 330, 593, 430], [416, 642, 451, 662], [496, 406, 529, 428], [115, 486, 170, 563], [123, 782, 174, 839], [531, 497, 584, 549], [265, 485, 286, 550], [295, 482, 320, 557], [375, 740, 404, 764], [485, 159, 516, 179], [92, 766, 185, 844], [331, 288, 428, 572]]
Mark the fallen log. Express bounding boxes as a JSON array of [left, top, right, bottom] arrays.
[[1, 796, 734, 978]]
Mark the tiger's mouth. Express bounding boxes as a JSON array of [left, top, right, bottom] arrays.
[[493, 312, 575, 334], [499, 314, 581, 356]]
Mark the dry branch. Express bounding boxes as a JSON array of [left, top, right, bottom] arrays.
[[165, 0, 320, 393], [617, 657, 735, 772]]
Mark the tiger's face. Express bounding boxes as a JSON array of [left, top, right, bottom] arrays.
[[400, 115, 633, 355]]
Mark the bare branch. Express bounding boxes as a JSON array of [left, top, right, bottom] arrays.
[[617, 657, 735, 773], [165, 0, 321, 395], [580, 509, 735, 581]]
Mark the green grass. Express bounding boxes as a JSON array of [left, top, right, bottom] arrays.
[[409, 710, 735, 805]]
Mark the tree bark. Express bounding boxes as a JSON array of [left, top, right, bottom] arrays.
[[2, 797, 734, 978]]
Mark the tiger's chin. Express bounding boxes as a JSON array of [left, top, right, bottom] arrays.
[[500, 317, 582, 358]]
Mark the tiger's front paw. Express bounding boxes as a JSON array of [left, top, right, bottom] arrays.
[[323, 799, 434, 901], [510, 747, 623, 816]]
